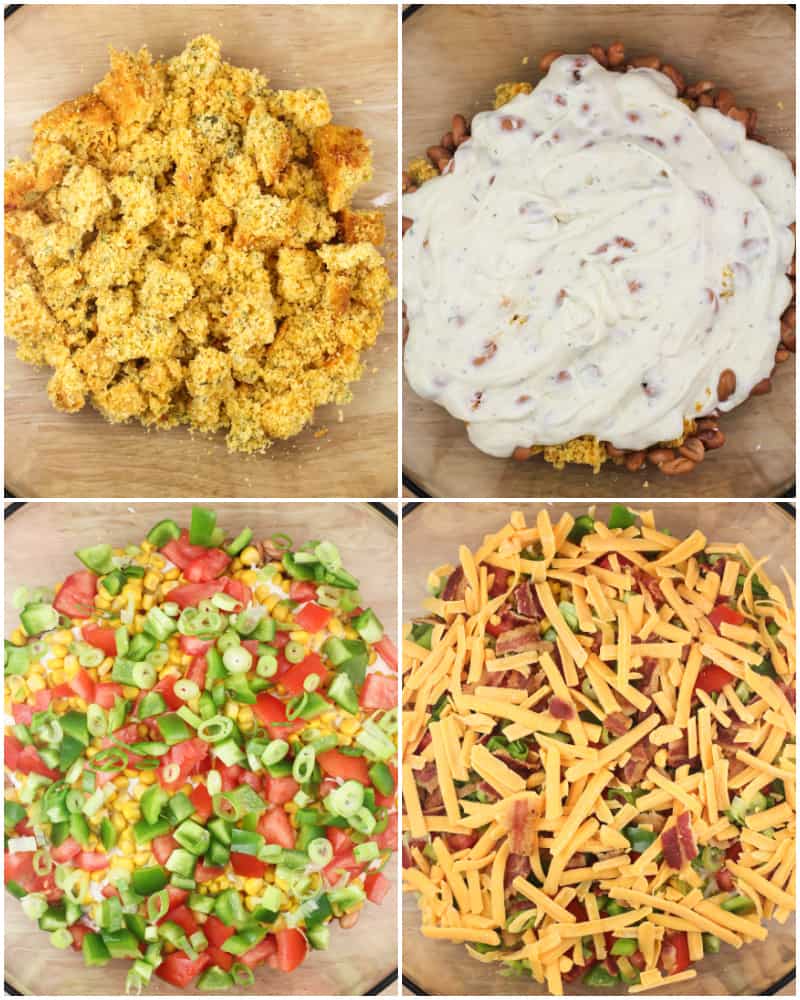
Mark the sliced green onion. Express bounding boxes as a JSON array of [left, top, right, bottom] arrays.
[[87, 704, 107, 737], [284, 641, 305, 664], [132, 662, 156, 689], [147, 889, 169, 923], [292, 745, 316, 784], [173, 679, 199, 701], [256, 654, 277, 678], [329, 780, 364, 817], [222, 646, 252, 674], [307, 837, 333, 867], [197, 716, 234, 744], [262, 739, 289, 766]]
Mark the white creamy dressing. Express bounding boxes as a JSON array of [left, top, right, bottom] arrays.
[[403, 55, 796, 455]]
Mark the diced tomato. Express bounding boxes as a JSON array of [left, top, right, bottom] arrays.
[[81, 623, 117, 657], [4, 851, 60, 900], [101, 885, 120, 899], [152, 835, 178, 866], [189, 784, 213, 821], [187, 655, 208, 689], [69, 923, 90, 951], [156, 951, 211, 988], [240, 935, 277, 969], [231, 852, 267, 878], [179, 635, 215, 656], [264, 775, 300, 805], [240, 771, 261, 791], [223, 579, 252, 609], [275, 928, 308, 973], [695, 664, 734, 694], [68, 667, 95, 703], [165, 885, 190, 912], [51, 837, 82, 863], [218, 764, 245, 792], [160, 531, 209, 568], [158, 738, 209, 791], [194, 861, 224, 883], [258, 808, 296, 850], [272, 630, 290, 650], [92, 682, 124, 709], [153, 675, 183, 711], [53, 570, 98, 619], [323, 850, 363, 886], [32, 688, 54, 711], [364, 871, 391, 904], [184, 548, 231, 583], [74, 851, 109, 872], [108, 722, 139, 745], [373, 634, 398, 671], [168, 580, 227, 609], [485, 615, 515, 637], [11, 703, 33, 725], [660, 931, 690, 975], [289, 581, 317, 603], [241, 639, 261, 657], [318, 749, 371, 785], [375, 811, 398, 851], [4, 734, 23, 769], [281, 652, 328, 697], [168, 905, 199, 937], [207, 945, 234, 971], [253, 692, 303, 739], [204, 915, 235, 948], [326, 828, 352, 856], [293, 602, 331, 633], [359, 673, 397, 710], [708, 605, 746, 634], [15, 745, 60, 779]]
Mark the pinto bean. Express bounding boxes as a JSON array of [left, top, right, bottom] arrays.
[[647, 447, 676, 466], [589, 44, 608, 68], [696, 427, 725, 450], [686, 80, 714, 99], [604, 443, 627, 458], [746, 108, 758, 134], [339, 911, 360, 929], [441, 131, 456, 152], [402, 316, 410, 346], [714, 88, 735, 115], [697, 93, 714, 107], [679, 437, 705, 463], [727, 106, 750, 128], [630, 55, 661, 70], [402, 216, 413, 236], [660, 456, 696, 475], [776, 347, 790, 363], [452, 114, 469, 145], [625, 450, 647, 471], [660, 64, 685, 95], [717, 368, 736, 402], [513, 446, 533, 461], [749, 377, 772, 397], [607, 41, 626, 68], [402, 171, 412, 193], [539, 50, 564, 73], [426, 145, 451, 171]]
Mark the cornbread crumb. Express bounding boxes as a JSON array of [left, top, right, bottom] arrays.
[[4, 35, 393, 453], [494, 81, 534, 109]]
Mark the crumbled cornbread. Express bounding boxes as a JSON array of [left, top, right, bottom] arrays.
[[493, 81, 534, 109], [5, 35, 394, 453]]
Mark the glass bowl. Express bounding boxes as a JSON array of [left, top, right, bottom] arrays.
[[4, 4, 398, 499], [402, 4, 796, 499], [402, 500, 796, 995], [4, 501, 398, 996]]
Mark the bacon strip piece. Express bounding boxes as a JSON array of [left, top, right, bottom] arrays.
[[662, 824, 683, 869], [676, 811, 698, 861], [495, 625, 546, 655]]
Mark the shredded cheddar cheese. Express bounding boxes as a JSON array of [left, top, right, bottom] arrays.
[[403, 507, 795, 994]]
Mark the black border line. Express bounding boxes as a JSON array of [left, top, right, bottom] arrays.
[[369, 501, 399, 525], [402, 4, 422, 22], [4, 4, 22, 18]]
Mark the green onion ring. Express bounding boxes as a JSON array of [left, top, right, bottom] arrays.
[[88, 747, 129, 773], [147, 889, 169, 923]]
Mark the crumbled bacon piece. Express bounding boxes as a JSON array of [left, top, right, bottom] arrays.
[[676, 811, 698, 861], [666, 735, 691, 767], [495, 625, 547, 655], [549, 696, 575, 720], [507, 799, 535, 855], [620, 738, 655, 784], [604, 711, 632, 736], [442, 566, 466, 601], [504, 852, 531, 889], [513, 579, 543, 619], [661, 824, 682, 869]]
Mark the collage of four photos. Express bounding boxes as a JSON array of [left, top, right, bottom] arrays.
[[3, 2, 797, 998]]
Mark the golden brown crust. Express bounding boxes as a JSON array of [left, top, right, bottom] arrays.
[[5, 35, 392, 452]]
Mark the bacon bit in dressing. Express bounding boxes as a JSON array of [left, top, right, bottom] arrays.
[[402, 506, 795, 994]]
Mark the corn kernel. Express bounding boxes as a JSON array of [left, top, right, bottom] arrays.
[[139, 769, 156, 785], [339, 718, 360, 736], [225, 701, 240, 719], [48, 643, 69, 659], [255, 585, 272, 603], [245, 897, 258, 911], [141, 594, 154, 611], [369, 650, 377, 665], [123, 685, 139, 699], [27, 675, 45, 692], [244, 878, 263, 895], [240, 546, 260, 567], [122, 803, 140, 822], [164, 569, 180, 581], [143, 570, 161, 593], [150, 554, 166, 569], [273, 604, 289, 623], [52, 629, 74, 645], [114, 774, 129, 788], [112, 814, 127, 832], [95, 594, 111, 611], [49, 657, 65, 673], [289, 630, 309, 643], [50, 668, 66, 685], [328, 618, 344, 638], [264, 594, 280, 612], [240, 569, 258, 586], [281, 579, 291, 594], [10, 628, 26, 647]]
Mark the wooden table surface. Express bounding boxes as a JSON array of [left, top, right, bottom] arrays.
[[402, 4, 796, 499], [5, 4, 398, 499]]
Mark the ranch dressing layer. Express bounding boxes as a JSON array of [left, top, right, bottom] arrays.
[[403, 55, 796, 456]]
